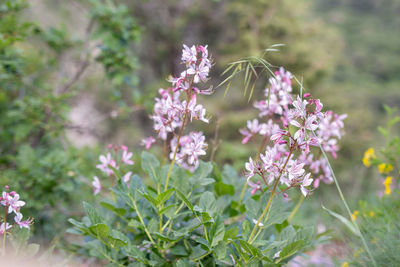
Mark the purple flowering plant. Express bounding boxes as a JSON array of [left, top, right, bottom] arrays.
[[68, 45, 359, 266]]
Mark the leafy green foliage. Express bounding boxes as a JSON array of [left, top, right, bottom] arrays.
[[0, 0, 140, 241], [346, 192, 400, 267], [69, 152, 322, 266]]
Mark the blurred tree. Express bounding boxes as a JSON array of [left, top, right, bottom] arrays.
[[0, 0, 140, 242]]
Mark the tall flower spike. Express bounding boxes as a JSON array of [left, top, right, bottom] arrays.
[[241, 67, 346, 196], [149, 44, 212, 171]]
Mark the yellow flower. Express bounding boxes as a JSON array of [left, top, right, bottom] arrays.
[[351, 210, 359, 221], [384, 176, 392, 195], [369, 211, 375, 217], [354, 248, 364, 258], [362, 148, 375, 167], [378, 163, 393, 174], [341, 262, 349, 267], [378, 163, 386, 173]]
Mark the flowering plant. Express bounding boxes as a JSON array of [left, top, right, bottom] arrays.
[[362, 105, 400, 196], [68, 45, 347, 266], [338, 107, 400, 267], [0, 185, 37, 258]]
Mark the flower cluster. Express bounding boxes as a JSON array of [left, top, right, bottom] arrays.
[[93, 144, 134, 195], [242, 67, 346, 196], [143, 44, 213, 171], [0, 185, 33, 235], [362, 147, 397, 197]]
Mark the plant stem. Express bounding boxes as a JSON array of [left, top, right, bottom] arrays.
[[130, 195, 155, 245], [288, 194, 304, 222], [239, 136, 269, 206], [248, 144, 295, 244], [192, 251, 211, 262], [163, 81, 193, 192], [312, 130, 377, 267]]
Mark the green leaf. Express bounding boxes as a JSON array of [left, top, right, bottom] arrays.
[[197, 178, 216, 186], [8, 227, 30, 252], [224, 227, 239, 241], [126, 244, 148, 264], [83, 202, 103, 225], [322, 205, 360, 236], [89, 223, 110, 239], [212, 162, 223, 182], [159, 204, 175, 216], [141, 151, 160, 183], [210, 216, 225, 247], [201, 212, 214, 224], [155, 188, 175, 206], [154, 232, 185, 242], [176, 259, 191, 267], [194, 237, 210, 250], [214, 242, 227, 260], [232, 241, 250, 263], [100, 201, 126, 216], [192, 161, 213, 180], [128, 219, 142, 229], [190, 244, 208, 261], [142, 192, 158, 207], [238, 239, 263, 259], [215, 182, 235, 196], [242, 220, 251, 241], [175, 189, 194, 212], [276, 240, 305, 263], [199, 192, 217, 217], [169, 246, 189, 256], [108, 229, 129, 247]]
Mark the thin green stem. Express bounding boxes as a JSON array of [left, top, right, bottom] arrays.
[[248, 143, 295, 244], [288, 194, 304, 222], [164, 81, 193, 192], [312, 130, 377, 267], [162, 191, 192, 231], [238, 183, 247, 206], [130, 195, 155, 245], [192, 251, 211, 262], [239, 136, 269, 206]]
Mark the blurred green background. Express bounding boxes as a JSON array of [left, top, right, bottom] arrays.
[[1, 0, 399, 250]]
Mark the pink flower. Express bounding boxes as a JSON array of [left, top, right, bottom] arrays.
[[271, 129, 288, 144], [92, 176, 101, 195], [245, 157, 259, 180], [0, 222, 11, 235], [300, 173, 313, 196], [248, 181, 262, 195], [141, 137, 156, 150], [149, 45, 212, 171], [14, 213, 33, 229], [239, 119, 267, 144], [182, 44, 197, 66], [171, 131, 207, 171], [123, 172, 132, 183], [240, 66, 345, 196], [96, 153, 117, 176], [122, 150, 134, 165], [287, 160, 305, 182], [7, 193, 26, 214]]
